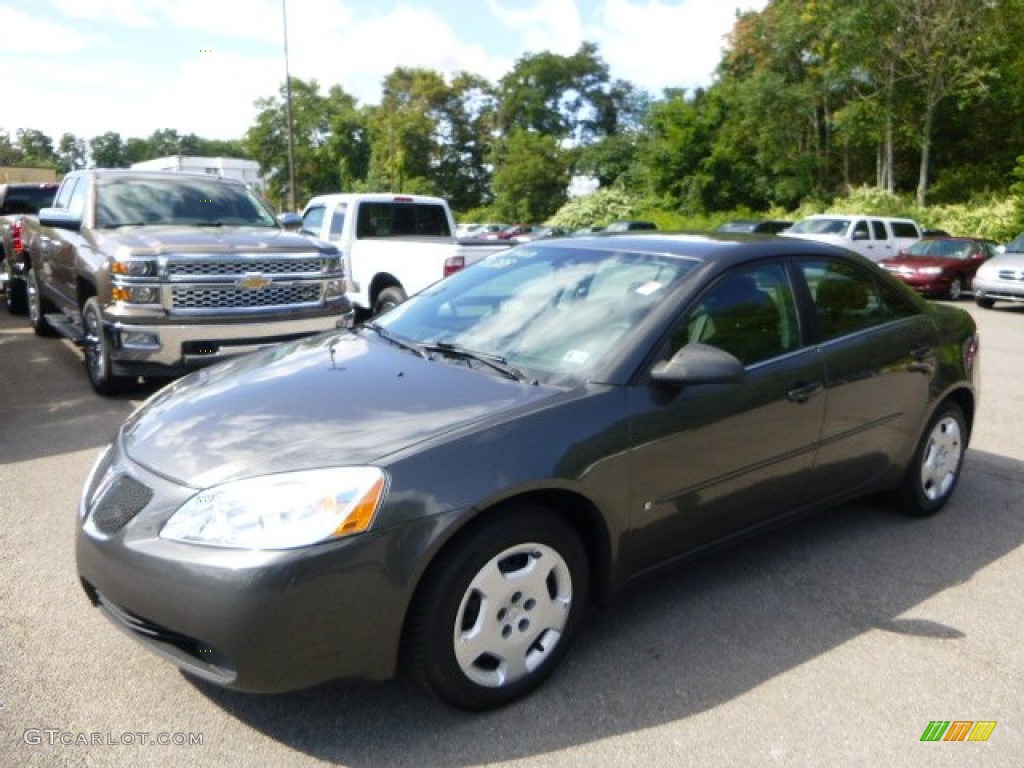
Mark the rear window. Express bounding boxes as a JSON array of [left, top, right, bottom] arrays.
[[356, 202, 451, 238], [0, 184, 58, 215]]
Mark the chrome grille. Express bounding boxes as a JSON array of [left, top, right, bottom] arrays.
[[172, 283, 322, 310], [997, 270, 1024, 282], [90, 474, 154, 534], [167, 258, 325, 277]]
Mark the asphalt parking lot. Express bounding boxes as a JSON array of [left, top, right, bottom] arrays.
[[1, 300, 1021, 767]]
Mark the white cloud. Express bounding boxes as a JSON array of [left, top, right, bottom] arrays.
[[0, 6, 97, 53], [592, 0, 769, 95], [50, 0, 157, 28], [486, 0, 584, 56]]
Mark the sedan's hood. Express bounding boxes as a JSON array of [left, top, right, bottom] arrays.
[[122, 332, 557, 488], [93, 226, 321, 256]]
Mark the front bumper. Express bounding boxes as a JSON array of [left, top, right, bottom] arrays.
[[105, 311, 352, 376], [75, 445, 456, 693], [973, 275, 1024, 303]]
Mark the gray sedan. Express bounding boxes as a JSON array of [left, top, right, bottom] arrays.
[[76, 235, 978, 711]]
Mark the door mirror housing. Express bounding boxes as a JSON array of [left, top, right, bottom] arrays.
[[277, 212, 302, 231], [39, 207, 82, 232], [651, 343, 746, 387]]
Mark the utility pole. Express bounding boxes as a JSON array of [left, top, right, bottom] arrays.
[[282, 0, 297, 212]]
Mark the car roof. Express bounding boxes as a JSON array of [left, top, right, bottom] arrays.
[[534, 231, 853, 268]]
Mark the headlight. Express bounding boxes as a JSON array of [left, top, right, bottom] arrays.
[[112, 285, 159, 304], [160, 467, 388, 549], [112, 259, 157, 277], [917, 267, 943, 275]]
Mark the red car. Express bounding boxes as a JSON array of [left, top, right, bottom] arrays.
[[878, 237, 998, 300]]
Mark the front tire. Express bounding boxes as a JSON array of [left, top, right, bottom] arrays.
[[405, 508, 589, 710], [900, 401, 967, 517], [974, 296, 995, 309], [82, 298, 133, 395]]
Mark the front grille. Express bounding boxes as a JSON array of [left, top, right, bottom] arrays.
[[167, 258, 325, 277], [172, 283, 322, 310], [89, 474, 153, 534], [997, 270, 1024, 282]]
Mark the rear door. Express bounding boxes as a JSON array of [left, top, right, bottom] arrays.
[[795, 257, 935, 501]]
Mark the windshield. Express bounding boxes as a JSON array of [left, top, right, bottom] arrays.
[[788, 218, 850, 236], [95, 177, 278, 229], [905, 239, 972, 260], [376, 244, 697, 385]]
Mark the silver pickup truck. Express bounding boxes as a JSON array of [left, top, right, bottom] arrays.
[[21, 169, 350, 394]]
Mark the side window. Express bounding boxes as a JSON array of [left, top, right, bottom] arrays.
[[67, 179, 88, 218], [801, 259, 916, 341], [54, 178, 78, 209], [301, 205, 325, 236], [852, 219, 869, 239], [890, 221, 920, 239], [871, 220, 887, 240], [328, 205, 346, 240], [674, 263, 800, 366]]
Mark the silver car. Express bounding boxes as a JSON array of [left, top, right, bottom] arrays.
[[974, 234, 1024, 307]]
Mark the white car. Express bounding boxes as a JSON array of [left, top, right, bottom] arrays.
[[783, 214, 922, 262], [973, 234, 1024, 307]]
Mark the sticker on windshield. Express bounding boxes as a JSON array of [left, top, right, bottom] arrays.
[[563, 349, 590, 365], [634, 281, 664, 296]]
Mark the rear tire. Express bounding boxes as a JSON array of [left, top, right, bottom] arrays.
[[899, 401, 966, 517], [373, 286, 407, 316], [26, 268, 57, 336], [947, 276, 963, 300], [404, 507, 589, 710], [4, 272, 28, 315]]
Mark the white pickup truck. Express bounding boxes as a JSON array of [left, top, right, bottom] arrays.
[[782, 214, 923, 262], [297, 193, 510, 316]]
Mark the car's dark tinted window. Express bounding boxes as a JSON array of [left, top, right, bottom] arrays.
[[677, 263, 800, 366], [801, 260, 916, 340], [356, 202, 450, 237], [0, 185, 57, 214], [890, 221, 921, 238], [871, 220, 887, 239]]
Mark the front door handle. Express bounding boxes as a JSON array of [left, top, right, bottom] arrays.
[[787, 381, 823, 404]]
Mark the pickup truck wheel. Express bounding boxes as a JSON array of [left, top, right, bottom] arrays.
[[4, 272, 27, 315], [82, 298, 133, 395], [373, 286, 407, 316], [26, 269, 57, 336], [974, 296, 995, 309]]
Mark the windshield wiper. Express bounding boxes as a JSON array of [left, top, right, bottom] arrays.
[[360, 322, 429, 359], [422, 341, 531, 383]]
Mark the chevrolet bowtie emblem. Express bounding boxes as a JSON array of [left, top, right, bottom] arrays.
[[237, 273, 271, 290]]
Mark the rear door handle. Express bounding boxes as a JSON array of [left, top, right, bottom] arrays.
[[787, 381, 823, 404]]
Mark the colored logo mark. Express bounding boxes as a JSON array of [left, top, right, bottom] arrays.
[[920, 721, 997, 742]]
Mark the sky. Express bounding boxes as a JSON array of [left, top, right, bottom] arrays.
[[1, 0, 769, 146]]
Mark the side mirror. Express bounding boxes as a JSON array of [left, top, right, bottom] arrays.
[[651, 343, 746, 387], [277, 212, 302, 231], [851, 230, 869, 241], [39, 207, 82, 232]]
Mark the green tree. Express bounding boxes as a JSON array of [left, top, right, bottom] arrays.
[[16, 129, 58, 168], [57, 133, 87, 173], [490, 130, 570, 222], [0, 130, 25, 165], [89, 132, 128, 168]]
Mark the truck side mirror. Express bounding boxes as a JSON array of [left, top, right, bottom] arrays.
[[278, 213, 302, 231], [39, 207, 82, 232]]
